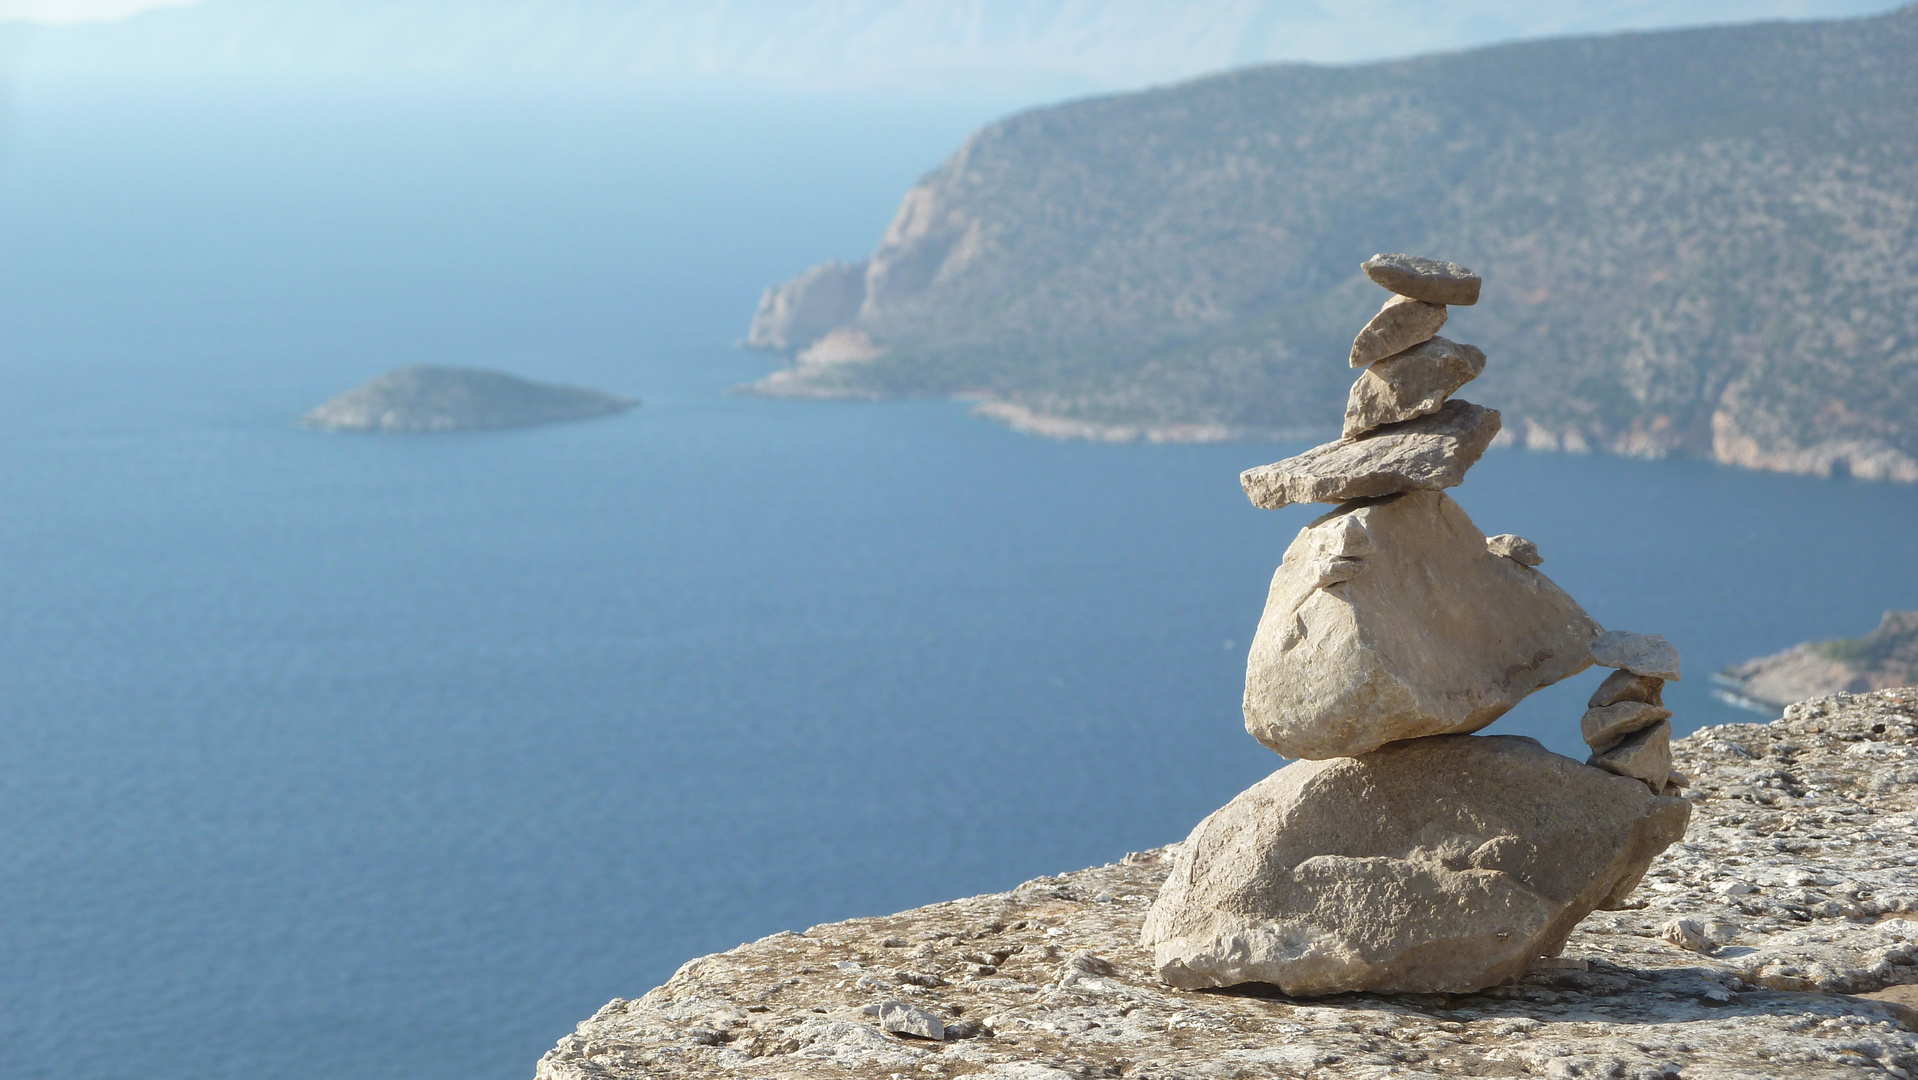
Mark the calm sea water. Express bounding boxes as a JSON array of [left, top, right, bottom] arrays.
[[2, 76, 1914, 1080]]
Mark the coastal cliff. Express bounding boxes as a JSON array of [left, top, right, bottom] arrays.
[[538, 689, 1918, 1079], [1718, 613, 1918, 713], [746, 5, 1918, 481]]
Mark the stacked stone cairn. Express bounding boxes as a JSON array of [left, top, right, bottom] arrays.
[[1140, 254, 1693, 996]]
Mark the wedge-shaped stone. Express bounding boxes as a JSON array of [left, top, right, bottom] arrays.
[[1241, 399, 1501, 510], [1582, 701, 1673, 751], [1589, 669, 1665, 709], [1244, 490, 1601, 759], [1591, 631, 1682, 680], [1344, 336, 1486, 435], [1141, 734, 1690, 994], [1362, 252, 1482, 305], [1349, 295, 1447, 368], [1590, 719, 1674, 791], [1485, 533, 1542, 566]]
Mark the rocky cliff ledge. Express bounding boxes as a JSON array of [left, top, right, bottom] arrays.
[[538, 689, 1918, 1080]]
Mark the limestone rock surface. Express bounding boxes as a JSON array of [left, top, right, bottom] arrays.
[[1347, 295, 1446, 368], [1140, 734, 1690, 995], [1241, 399, 1501, 510], [1243, 490, 1601, 759], [1592, 630, 1683, 680], [1361, 252, 1482, 305], [1485, 533, 1542, 565], [1343, 335, 1485, 436], [535, 691, 1918, 1080]]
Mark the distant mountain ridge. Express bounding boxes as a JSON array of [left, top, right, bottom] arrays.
[[747, 5, 1918, 481]]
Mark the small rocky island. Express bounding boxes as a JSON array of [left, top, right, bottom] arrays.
[[301, 365, 636, 432], [1718, 612, 1918, 713]]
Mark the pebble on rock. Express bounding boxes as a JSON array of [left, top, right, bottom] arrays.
[[876, 1000, 945, 1040], [1241, 399, 1502, 510], [1589, 719, 1674, 791], [1343, 335, 1486, 436], [1590, 630, 1682, 681], [1582, 700, 1674, 751], [1589, 669, 1665, 709], [1349, 294, 1447, 368], [1485, 533, 1542, 566], [1362, 252, 1482, 306]]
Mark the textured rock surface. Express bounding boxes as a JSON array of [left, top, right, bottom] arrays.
[[1361, 253, 1483, 306], [1592, 631, 1683, 681], [1139, 734, 1690, 995], [1343, 336, 1485, 436], [301, 365, 636, 433], [1347, 295, 1446, 368], [1582, 700, 1674, 750], [1484, 533, 1541, 566], [1719, 611, 1918, 711], [1241, 400, 1501, 510], [536, 690, 1918, 1080], [1243, 490, 1600, 759]]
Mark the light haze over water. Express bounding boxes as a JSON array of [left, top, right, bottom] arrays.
[[3, 7, 1917, 1080]]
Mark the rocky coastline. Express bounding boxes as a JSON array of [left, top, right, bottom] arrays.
[[535, 689, 1918, 1080], [1717, 613, 1918, 714]]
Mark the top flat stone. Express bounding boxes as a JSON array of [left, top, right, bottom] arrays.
[[1591, 631, 1682, 681], [1362, 252, 1482, 306], [1242, 399, 1501, 509]]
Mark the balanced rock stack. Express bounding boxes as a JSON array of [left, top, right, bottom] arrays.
[[1140, 254, 1693, 997]]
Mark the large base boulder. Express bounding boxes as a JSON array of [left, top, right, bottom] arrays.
[[1243, 490, 1601, 759], [1140, 734, 1691, 995]]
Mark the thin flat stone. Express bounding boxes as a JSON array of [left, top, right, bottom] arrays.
[[1589, 669, 1665, 709], [1590, 720, 1674, 791], [876, 1000, 944, 1040], [1344, 335, 1486, 435], [1241, 399, 1501, 510], [1349, 295, 1446, 368], [1591, 631, 1682, 681], [1485, 533, 1542, 566], [1362, 252, 1482, 306], [1582, 701, 1674, 751]]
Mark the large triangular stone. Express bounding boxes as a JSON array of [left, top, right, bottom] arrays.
[[1243, 490, 1601, 759]]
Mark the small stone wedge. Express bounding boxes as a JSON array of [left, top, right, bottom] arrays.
[[1243, 490, 1601, 759], [1140, 733, 1690, 995], [1343, 336, 1486, 436], [1589, 669, 1665, 709], [1590, 720, 1674, 791], [1242, 399, 1501, 510], [1362, 252, 1482, 305], [1582, 701, 1673, 751], [1349, 295, 1446, 368]]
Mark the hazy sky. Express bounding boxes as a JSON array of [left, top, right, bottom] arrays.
[[5, 0, 1910, 91]]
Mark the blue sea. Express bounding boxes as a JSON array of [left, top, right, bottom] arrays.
[[2, 74, 1914, 1080]]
